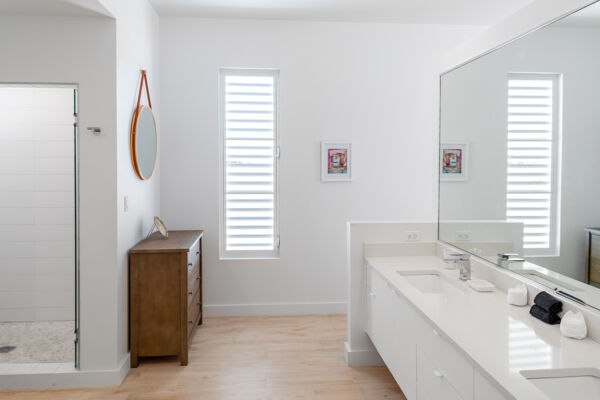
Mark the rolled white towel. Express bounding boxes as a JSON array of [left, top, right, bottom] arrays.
[[560, 311, 587, 340], [507, 284, 528, 306]]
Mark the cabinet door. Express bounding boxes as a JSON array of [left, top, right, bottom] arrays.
[[392, 292, 417, 400], [366, 267, 375, 337], [474, 369, 511, 400], [368, 269, 395, 368], [417, 347, 463, 400], [368, 268, 385, 351]]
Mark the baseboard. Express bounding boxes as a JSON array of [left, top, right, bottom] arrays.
[[0, 353, 130, 391], [344, 341, 384, 366], [203, 301, 347, 317]]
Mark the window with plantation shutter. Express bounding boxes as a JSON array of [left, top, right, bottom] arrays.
[[506, 73, 561, 256], [219, 69, 280, 259]]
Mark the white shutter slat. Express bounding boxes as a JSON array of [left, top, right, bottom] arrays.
[[223, 73, 277, 254], [506, 76, 556, 250]]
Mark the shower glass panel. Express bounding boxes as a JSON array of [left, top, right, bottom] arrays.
[[0, 85, 78, 367]]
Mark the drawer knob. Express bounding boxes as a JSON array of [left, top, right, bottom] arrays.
[[188, 320, 193, 324], [188, 263, 192, 267], [369, 292, 376, 298], [433, 370, 444, 378], [188, 291, 193, 295], [196, 251, 200, 255], [197, 277, 200, 281]]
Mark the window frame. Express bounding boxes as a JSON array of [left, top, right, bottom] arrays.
[[218, 68, 280, 260], [506, 72, 562, 257]]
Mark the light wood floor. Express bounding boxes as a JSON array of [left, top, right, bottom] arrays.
[[1, 315, 405, 399]]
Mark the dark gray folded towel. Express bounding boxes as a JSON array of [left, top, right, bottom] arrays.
[[530, 305, 561, 325], [534, 291, 563, 314]]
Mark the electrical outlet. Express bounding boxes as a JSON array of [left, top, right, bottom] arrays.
[[455, 231, 472, 241], [405, 231, 421, 242]]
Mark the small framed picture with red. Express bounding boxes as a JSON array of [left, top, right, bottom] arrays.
[[321, 141, 352, 182]]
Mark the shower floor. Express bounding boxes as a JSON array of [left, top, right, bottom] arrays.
[[0, 321, 74, 363]]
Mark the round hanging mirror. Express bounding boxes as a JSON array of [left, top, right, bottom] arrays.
[[131, 105, 157, 180], [130, 70, 157, 180]]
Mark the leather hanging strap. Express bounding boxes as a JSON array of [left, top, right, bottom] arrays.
[[136, 70, 152, 109]]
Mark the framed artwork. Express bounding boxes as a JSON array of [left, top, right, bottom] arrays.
[[440, 143, 468, 181], [321, 141, 352, 181]]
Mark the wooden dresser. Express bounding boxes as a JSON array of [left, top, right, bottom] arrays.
[[129, 230, 203, 367]]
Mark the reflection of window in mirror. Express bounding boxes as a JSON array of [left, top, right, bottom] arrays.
[[506, 73, 562, 257]]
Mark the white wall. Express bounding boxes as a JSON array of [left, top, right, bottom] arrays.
[[0, 86, 76, 322], [159, 18, 479, 315], [102, 0, 161, 372], [0, 15, 119, 370]]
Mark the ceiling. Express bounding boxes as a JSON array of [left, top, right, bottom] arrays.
[[149, 0, 536, 25], [0, 0, 111, 18], [553, 1, 600, 27]]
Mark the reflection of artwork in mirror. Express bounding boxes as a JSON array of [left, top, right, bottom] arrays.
[[440, 143, 467, 181], [438, 0, 600, 311]]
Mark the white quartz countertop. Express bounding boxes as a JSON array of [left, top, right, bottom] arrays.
[[366, 256, 600, 400]]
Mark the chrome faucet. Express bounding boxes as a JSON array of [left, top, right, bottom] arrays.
[[497, 253, 525, 269], [444, 252, 471, 281]]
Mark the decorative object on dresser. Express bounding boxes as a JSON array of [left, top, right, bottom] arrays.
[[147, 216, 169, 239], [129, 230, 203, 367]]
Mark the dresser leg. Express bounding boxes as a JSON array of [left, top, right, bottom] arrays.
[[131, 353, 139, 368], [181, 352, 188, 366]]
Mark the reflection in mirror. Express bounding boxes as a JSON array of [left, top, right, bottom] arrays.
[[439, 0, 600, 310], [131, 105, 157, 180]]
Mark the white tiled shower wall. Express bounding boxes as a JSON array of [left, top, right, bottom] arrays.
[[0, 86, 75, 322]]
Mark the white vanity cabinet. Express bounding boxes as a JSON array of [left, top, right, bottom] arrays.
[[367, 267, 417, 400], [366, 266, 510, 400]]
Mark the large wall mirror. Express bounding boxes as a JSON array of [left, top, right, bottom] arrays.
[[439, 0, 600, 310]]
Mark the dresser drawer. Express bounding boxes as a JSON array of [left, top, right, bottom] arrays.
[[187, 270, 199, 308], [188, 240, 200, 269], [187, 262, 200, 294], [187, 289, 200, 337]]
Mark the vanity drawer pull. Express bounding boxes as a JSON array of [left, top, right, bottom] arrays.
[[188, 291, 193, 295], [433, 370, 444, 378], [188, 262, 192, 267], [196, 251, 200, 255]]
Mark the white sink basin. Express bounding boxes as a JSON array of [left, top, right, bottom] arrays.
[[396, 270, 469, 294], [521, 369, 600, 400]]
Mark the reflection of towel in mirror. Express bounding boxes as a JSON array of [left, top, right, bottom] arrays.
[[533, 291, 563, 314], [530, 305, 561, 325]]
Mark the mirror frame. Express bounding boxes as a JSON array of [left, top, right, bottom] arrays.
[[130, 104, 157, 180], [437, 0, 600, 310]]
